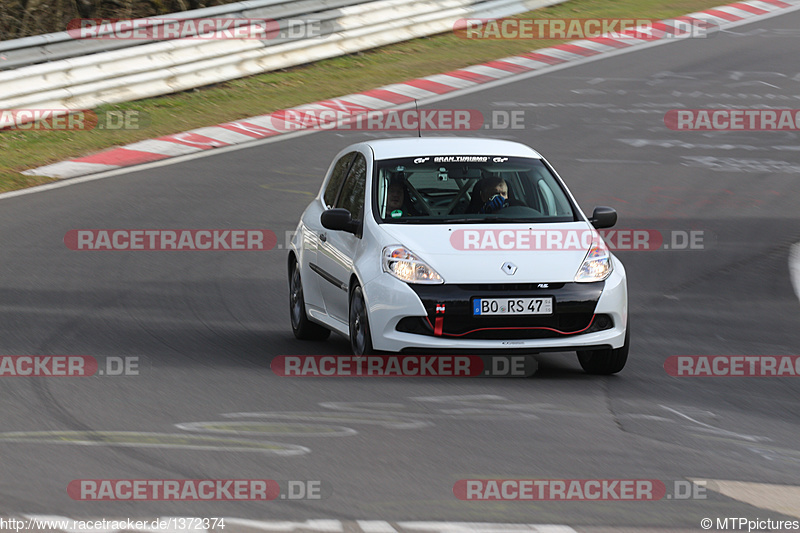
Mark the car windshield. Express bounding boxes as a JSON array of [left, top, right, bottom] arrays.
[[374, 155, 577, 224]]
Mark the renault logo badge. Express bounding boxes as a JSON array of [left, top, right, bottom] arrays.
[[501, 262, 517, 275]]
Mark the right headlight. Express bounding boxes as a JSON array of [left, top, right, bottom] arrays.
[[382, 245, 444, 284], [574, 237, 613, 282]]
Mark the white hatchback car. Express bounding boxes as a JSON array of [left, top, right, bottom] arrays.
[[288, 137, 629, 374]]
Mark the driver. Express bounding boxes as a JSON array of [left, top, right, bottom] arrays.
[[479, 177, 510, 214]]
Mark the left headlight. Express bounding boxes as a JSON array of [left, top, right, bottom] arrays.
[[382, 245, 444, 284], [574, 238, 613, 282]]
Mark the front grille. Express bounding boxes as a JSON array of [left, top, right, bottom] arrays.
[[396, 281, 607, 340], [396, 313, 612, 340]]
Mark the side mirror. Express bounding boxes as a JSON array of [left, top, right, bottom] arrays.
[[321, 208, 359, 234], [589, 206, 617, 229]]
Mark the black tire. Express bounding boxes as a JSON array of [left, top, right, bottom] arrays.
[[577, 320, 630, 375], [349, 284, 375, 356], [289, 260, 330, 341]]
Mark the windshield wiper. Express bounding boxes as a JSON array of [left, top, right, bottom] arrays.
[[436, 217, 484, 223], [436, 217, 536, 223]]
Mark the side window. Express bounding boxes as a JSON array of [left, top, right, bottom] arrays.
[[323, 152, 355, 208], [336, 153, 367, 220]]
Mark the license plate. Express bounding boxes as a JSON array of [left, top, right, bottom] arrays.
[[473, 297, 553, 316]]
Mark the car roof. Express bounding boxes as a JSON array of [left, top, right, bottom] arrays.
[[364, 137, 543, 159]]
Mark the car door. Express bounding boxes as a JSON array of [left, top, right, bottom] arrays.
[[302, 151, 356, 315], [316, 151, 367, 325]]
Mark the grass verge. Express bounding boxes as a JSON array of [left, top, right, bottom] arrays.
[[0, 0, 728, 193]]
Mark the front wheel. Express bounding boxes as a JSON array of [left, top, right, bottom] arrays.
[[349, 284, 375, 356], [577, 320, 630, 375], [289, 260, 331, 341]]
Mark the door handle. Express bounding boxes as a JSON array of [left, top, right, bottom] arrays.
[[319, 233, 327, 242]]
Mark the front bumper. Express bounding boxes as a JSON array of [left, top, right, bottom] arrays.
[[363, 262, 627, 352]]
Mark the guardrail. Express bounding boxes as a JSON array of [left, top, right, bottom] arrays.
[[0, 0, 566, 114], [0, 0, 376, 71]]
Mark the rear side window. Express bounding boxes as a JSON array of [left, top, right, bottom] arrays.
[[323, 152, 355, 208], [336, 153, 367, 220]]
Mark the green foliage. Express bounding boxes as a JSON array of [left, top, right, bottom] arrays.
[[0, 0, 243, 40]]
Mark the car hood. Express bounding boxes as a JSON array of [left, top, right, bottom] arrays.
[[378, 221, 598, 284]]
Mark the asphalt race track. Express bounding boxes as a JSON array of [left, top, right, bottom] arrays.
[[1, 7, 799, 529]]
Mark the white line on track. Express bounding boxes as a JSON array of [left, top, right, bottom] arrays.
[[660, 405, 769, 443], [790, 242, 800, 305]]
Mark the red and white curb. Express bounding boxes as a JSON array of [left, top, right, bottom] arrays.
[[23, 0, 800, 180]]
